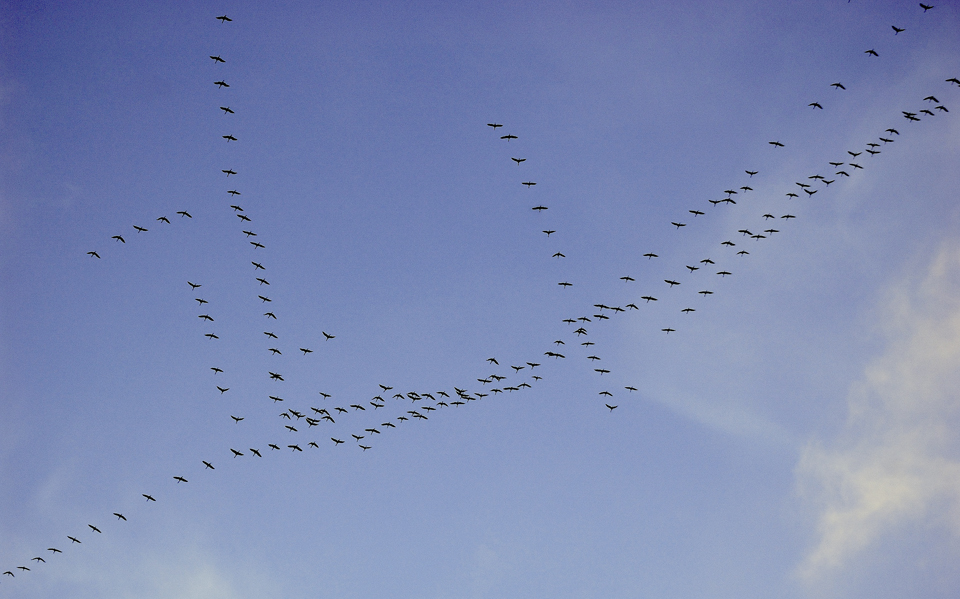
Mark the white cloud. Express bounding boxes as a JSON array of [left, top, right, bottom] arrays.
[[795, 240, 960, 582]]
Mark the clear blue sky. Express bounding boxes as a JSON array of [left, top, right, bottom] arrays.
[[2, 1, 960, 597]]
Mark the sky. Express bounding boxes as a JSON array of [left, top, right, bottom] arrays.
[[1, 1, 960, 597]]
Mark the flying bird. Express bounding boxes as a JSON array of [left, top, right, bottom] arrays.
[[865, 49, 879, 57], [220, 106, 234, 114], [216, 14, 232, 22], [210, 55, 225, 63], [892, 25, 905, 34]]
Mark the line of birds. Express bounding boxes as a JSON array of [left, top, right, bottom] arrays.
[[7, 2, 956, 587]]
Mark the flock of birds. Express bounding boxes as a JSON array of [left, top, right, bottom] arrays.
[[4, 2, 957, 589]]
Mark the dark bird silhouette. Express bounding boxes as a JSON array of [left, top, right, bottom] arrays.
[[512, 157, 526, 164], [88, 524, 101, 533], [173, 476, 188, 483], [671, 222, 686, 229], [919, 3, 934, 11], [142, 494, 156, 502], [87, 251, 100, 258], [214, 80, 230, 88], [865, 49, 878, 57], [47, 548, 62, 554], [217, 386, 229, 394], [809, 102, 823, 109], [643, 253, 658, 259], [487, 123, 502, 129], [745, 170, 758, 177], [892, 25, 905, 34], [222, 134, 237, 142], [558, 282, 572, 288], [543, 230, 555, 236], [300, 348, 313, 355], [500, 134, 517, 141], [230, 449, 243, 457], [717, 271, 732, 277], [831, 82, 846, 90], [698, 290, 713, 296], [205, 333, 219, 340], [689, 210, 704, 216], [114, 512, 126, 520], [210, 55, 225, 63], [769, 141, 784, 148], [230, 415, 243, 423], [133, 225, 147, 233], [662, 328, 675, 334], [664, 279, 680, 287], [947, 78, 960, 86], [522, 181, 537, 187], [203, 460, 215, 470], [112, 235, 125, 243], [31, 557, 45, 563], [220, 106, 234, 114], [177, 211, 192, 218], [217, 14, 232, 22]]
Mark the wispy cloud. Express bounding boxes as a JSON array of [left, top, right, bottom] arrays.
[[795, 240, 960, 582]]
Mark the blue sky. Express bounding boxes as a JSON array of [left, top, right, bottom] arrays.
[[2, 1, 960, 597]]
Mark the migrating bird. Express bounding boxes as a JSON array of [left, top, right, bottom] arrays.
[[203, 461, 215, 470], [671, 221, 686, 229], [220, 106, 234, 114], [831, 82, 846, 90], [689, 210, 704, 217], [230, 415, 243, 423], [543, 230, 555, 236], [809, 102, 823, 109], [87, 251, 100, 258], [919, 3, 934, 11], [745, 170, 758, 177], [112, 235, 125, 243], [114, 512, 126, 521], [222, 134, 237, 142], [865, 49, 879, 57], [323, 331, 335, 340], [173, 476, 188, 483], [230, 449, 243, 458], [142, 494, 156, 502], [512, 157, 526, 164], [210, 55, 225, 63], [133, 225, 147, 233], [892, 25, 905, 34], [500, 134, 517, 141], [216, 14, 232, 22], [88, 524, 101, 533], [177, 210, 192, 218], [300, 348, 313, 355], [769, 141, 784, 148], [487, 123, 502, 129], [222, 169, 236, 176]]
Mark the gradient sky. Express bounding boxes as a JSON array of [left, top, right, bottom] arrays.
[[2, 1, 960, 598]]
